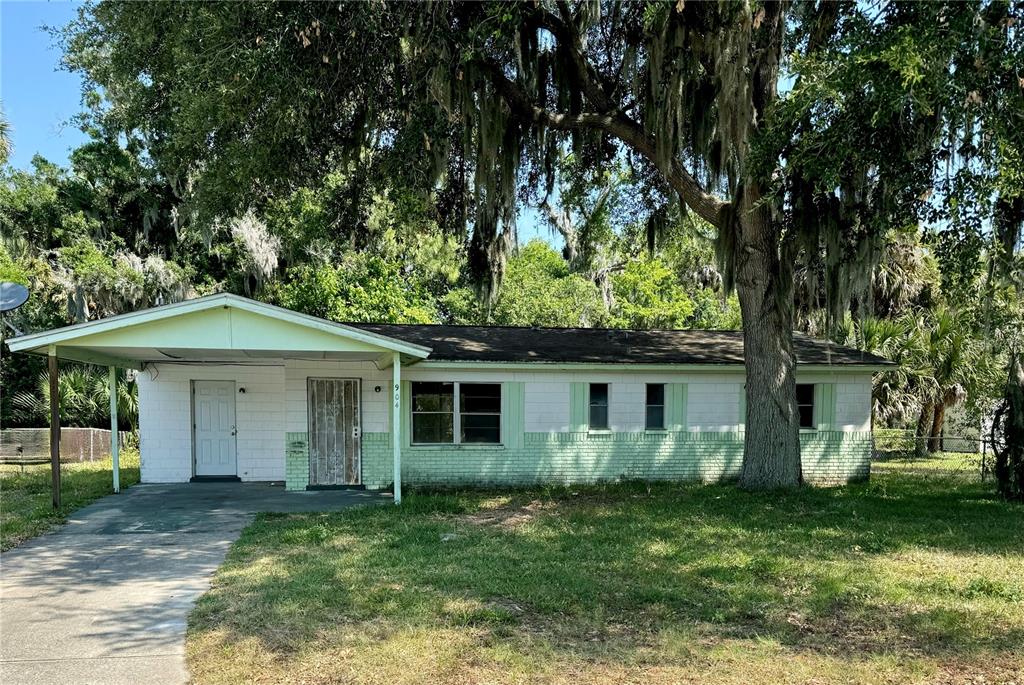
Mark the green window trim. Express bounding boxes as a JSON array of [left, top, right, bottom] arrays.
[[815, 383, 837, 431], [667, 383, 688, 432], [569, 382, 588, 432]]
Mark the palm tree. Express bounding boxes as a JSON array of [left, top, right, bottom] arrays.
[[913, 308, 983, 454], [12, 365, 138, 429], [0, 103, 10, 166], [840, 315, 933, 430], [843, 310, 985, 457]]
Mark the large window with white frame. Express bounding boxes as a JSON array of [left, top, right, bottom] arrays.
[[411, 381, 502, 445]]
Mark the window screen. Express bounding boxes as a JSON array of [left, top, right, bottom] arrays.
[[646, 384, 665, 430], [589, 383, 609, 430], [796, 384, 815, 429], [411, 382, 455, 443]]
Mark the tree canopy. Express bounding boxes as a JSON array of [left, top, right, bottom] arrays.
[[1, 1, 1019, 492]]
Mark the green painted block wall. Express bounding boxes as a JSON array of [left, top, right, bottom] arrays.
[[285, 432, 308, 491], [359, 429, 872, 491], [288, 381, 868, 492]]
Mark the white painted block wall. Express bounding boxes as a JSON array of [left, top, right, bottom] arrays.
[[523, 381, 571, 432], [284, 360, 391, 433], [136, 361, 875, 484], [137, 363, 286, 482]]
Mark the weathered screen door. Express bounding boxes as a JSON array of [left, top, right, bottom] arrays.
[[307, 378, 361, 486], [193, 380, 237, 477]]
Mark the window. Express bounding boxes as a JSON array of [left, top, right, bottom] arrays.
[[646, 384, 665, 430], [589, 383, 609, 430], [412, 382, 454, 443], [460, 383, 501, 443], [796, 384, 815, 429], [411, 381, 502, 444]]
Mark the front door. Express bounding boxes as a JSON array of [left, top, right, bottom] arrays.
[[307, 378, 361, 486], [193, 380, 237, 477]]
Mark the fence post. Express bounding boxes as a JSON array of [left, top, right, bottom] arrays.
[[981, 440, 987, 482]]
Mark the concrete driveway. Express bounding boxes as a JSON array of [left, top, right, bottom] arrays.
[[0, 483, 388, 684]]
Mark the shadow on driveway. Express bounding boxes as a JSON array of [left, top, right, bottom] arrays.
[[0, 483, 388, 684]]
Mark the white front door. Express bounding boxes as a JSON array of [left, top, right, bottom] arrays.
[[193, 380, 237, 477]]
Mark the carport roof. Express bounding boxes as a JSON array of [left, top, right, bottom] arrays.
[[6, 293, 432, 369]]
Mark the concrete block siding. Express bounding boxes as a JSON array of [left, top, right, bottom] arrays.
[[138, 362, 873, 488], [361, 430, 872, 490], [137, 363, 286, 482]]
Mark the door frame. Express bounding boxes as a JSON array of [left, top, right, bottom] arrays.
[[190, 379, 238, 479], [306, 376, 363, 487]]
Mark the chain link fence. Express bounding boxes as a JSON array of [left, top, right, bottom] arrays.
[[873, 429, 992, 480]]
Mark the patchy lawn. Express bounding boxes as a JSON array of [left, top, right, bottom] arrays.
[[188, 462, 1023, 685], [0, 450, 140, 551]]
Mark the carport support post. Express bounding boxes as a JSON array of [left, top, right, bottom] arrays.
[[48, 346, 61, 509], [392, 352, 402, 504], [109, 366, 120, 493]]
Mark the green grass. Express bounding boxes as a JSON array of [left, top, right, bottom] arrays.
[[0, 450, 140, 551], [187, 461, 1024, 685]]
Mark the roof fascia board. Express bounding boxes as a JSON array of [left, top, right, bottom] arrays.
[[416, 360, 891, 372], [43, 346, 144, 370], [8, 293, 431, 359], [7, 294, 227, 351], [225, 296, 430, 357]]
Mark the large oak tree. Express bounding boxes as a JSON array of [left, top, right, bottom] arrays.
[[63, 1, 1022, 489]]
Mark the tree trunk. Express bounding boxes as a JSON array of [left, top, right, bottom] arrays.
[[736, 188, 802, 489], [915, 401, 933, 459], [994, 353, 1024, 500], [928, 402, 946, 453]]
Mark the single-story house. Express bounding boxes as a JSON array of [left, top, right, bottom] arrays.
[[7, 293, 890, 502]]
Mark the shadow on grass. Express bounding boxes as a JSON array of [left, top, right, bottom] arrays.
[[189, 471, 1024, 668]]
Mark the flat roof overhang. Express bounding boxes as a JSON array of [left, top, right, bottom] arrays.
[[7, 293, 432, 369]]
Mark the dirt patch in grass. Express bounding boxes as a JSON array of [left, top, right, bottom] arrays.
[[458, 498, 556, 530]]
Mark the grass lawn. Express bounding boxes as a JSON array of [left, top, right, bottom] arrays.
[[0, 450, 140, 551], [188, 460, 1023, 685]]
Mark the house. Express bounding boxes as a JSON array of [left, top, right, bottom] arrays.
[[7, 293, 890, 502]]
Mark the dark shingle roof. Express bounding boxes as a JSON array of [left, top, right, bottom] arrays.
[[347, 324, 891, 367]]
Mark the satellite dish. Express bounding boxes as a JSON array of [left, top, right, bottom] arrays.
[[0, 282, 29, 313]]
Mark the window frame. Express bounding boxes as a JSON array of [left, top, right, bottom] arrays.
[[410, 381, 456, 445], [410, 381, 503, 446], [645, 383, 666, 431], [589, 382, 610, 431], [796, 383, 816, 430], [457, 382, 502, 444]]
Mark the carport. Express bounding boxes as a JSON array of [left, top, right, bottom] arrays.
[[6, 293, 430, 505]]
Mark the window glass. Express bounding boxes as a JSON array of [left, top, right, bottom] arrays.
[[412, 382, 454, 443], [646, 383, 665, 430], [796, 384, 815, 429], [459, 383, 501, 443], [589, 383, 609, 430]]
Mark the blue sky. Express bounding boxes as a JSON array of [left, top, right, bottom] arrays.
[[0, 1, 552, 241], [2, 1, 88, 170]]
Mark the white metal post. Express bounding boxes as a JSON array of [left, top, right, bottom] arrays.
[[109, 366, 120, 493], [392, 352, 402, 504]]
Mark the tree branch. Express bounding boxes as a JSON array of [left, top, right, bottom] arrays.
[[531, 2, 616, 113], [481, 60, 728, 229]]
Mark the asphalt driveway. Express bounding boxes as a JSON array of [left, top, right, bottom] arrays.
[[0, 483, 388, 684]]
